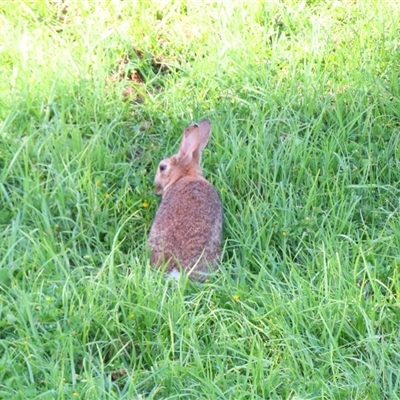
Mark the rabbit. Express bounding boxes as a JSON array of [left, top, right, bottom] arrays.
[[148, 118, 223, 282]]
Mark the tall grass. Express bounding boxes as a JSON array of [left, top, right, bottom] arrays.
[[1, 0, 399, 398]]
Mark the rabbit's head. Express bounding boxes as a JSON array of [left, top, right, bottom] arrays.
[[154, 119, 212, 195]]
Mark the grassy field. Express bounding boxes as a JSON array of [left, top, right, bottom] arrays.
[[1, 0, 400, 398]]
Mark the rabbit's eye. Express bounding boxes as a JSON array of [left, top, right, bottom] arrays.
[[159, 164, 167, 172]]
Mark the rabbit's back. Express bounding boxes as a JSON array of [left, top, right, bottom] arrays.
[[149, 177, 222, 279]]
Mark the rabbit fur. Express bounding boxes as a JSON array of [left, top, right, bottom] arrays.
[[148, 119, 223, 281]]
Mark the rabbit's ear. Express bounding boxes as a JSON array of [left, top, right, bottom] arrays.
[[178, 123, 200, 163], [178, 119, 212, 164], [196, 119, 212, 152]]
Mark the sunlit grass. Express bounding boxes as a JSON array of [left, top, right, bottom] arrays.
[[1, 0, 400, 399]]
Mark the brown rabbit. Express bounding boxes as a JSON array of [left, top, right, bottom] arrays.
[[148, 119, 223, 281]]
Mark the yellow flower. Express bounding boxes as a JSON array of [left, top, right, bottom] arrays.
[[72, 392, 79, 397], [95, 179, 101, 186], [142, 202, 149, 208], [233, 294, 239, 301], [130, 313, 135, 319], [282, 232, 287, 236], [105, 193, 111, 199], [45, 296, 52, 302]]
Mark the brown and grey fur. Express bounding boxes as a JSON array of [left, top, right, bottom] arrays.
[[148, 119, 223, 281]]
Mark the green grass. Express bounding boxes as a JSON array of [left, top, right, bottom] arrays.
[[1, 0, 400, 398]]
